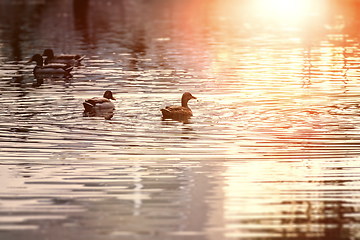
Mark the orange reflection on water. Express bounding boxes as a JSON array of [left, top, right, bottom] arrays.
[[250, 0, 317, 22], [214, 0, 326, 27], [222, 159, 329, 238]]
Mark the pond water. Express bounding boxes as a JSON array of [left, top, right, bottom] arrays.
[[1, 0, 360, 239]]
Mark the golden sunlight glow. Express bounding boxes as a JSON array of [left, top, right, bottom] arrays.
[[250, 0, 318, 24], [256, 0, 305, 15]]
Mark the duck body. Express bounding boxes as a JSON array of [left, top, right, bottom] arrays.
[[83, 90, 116, 119], [28, 54, 73, 77], [161, 105, 193, 119], [161, 92, 197, 120], [33, 64, 73, 75], [42, 49, 85, 66]]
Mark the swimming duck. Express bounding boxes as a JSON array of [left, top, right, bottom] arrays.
[[42, 49, 85, 66], [161, 92, 197, 120], [27, 54, 73, 76], [83, 90, 116, 119]]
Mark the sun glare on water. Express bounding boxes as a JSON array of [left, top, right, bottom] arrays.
[[248, 0, 323, 25], [256, 0, 307, 16]]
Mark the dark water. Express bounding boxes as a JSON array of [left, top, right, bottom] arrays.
[[2, 0, 360, 239]]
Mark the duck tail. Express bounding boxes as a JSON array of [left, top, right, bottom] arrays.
[[83, 101, 94, 112], [161, 108, 171, 118], [65, 66, 73, 73], [76, 55, 86, 61]]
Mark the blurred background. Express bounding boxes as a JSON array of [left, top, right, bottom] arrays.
[[1, 0, 360, 62]]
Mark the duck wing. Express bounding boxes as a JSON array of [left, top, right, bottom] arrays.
[[85, 97, 110, 105], [83, 97, 115, 119], [45, 55, 85, 65], [55, 55, 85, 62], [84, 97, 114, 110], [43, 63, 72, 70], [34, 64, 73, 76], [55, 54, 80, 60], [161, 106, 192, 119]]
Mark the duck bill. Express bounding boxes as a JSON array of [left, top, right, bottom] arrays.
[[192, 96, 197, 100], [111, 97, 116, 101], [26, 59, 33, 64]]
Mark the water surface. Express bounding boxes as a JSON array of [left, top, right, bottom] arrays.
[[1, 0, 360, 239]]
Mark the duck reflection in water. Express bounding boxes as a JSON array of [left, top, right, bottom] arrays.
[[83, 90, 116, 120], [161, 92, 197, 122], [32, 78, 44, 88], [31, 77, 72, 88]]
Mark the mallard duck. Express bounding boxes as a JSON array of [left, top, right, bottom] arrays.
[[42, 49, 85, 66], [83, 90, 116, 119], [27, 54, 73, 76], [161, 92, 197, 120]]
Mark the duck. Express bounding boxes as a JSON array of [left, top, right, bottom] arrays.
[[83, 90, 116, 119], [27, 54, 73, 77], [161, 92, 197, 120], [42, 49, 85, 66]]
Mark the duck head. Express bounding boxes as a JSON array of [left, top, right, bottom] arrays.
[[27, 54, 44, 66], [181, 92, 196, 108], [42, 49, 55, 58], [103, 90, 116, 100]]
